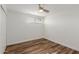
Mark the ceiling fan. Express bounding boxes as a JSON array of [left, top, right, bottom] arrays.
[[38, 4, 49, 13]]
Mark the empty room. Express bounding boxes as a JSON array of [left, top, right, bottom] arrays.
[[0, 4, 79, 54]]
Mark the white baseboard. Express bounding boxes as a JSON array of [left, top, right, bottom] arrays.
[[7, 36, 44, 46], [44, 37, 79, 51]]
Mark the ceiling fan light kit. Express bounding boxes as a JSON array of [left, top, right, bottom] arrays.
[[39, 8, 44, 12]]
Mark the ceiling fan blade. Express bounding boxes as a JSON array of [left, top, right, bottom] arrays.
[[43, 9, 49, 13], [38, 4, 49, 13]]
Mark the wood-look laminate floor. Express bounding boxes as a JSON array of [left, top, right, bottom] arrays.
[[5, 38, 79, 54]]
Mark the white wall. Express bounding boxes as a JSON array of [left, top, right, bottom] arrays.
[[7, 10, 44, 45], [7, 5, 79, 51], [0, 5, 6, 53], [44, 5, 79, 51]]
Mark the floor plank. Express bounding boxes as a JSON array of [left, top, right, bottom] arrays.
[[5, 38, 79, 54]]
